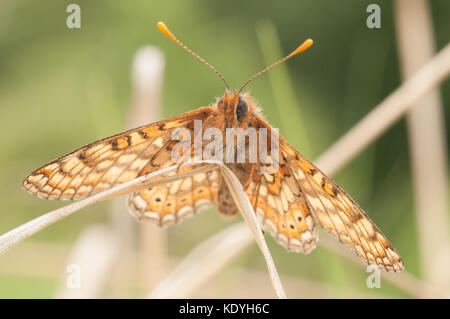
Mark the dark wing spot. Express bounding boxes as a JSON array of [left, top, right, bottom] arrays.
[[331, 187, 338, 197], [351, 212, 363, 222], [138, 131, 149, 139], [79, 152, 88, 163]]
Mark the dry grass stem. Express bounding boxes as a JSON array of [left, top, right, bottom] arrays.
[[318, 234, 449, 298], [218, 165, 286, 298], [156, 219, 447, 298], [56, 225, 118, 298], [56, 46, 167, 298], [129, 46, 168, 293], [149, 164, 287, 298], [0, 162, 216, 256], [148, 222, 254, 298], [315, 40, 450, 176], [1, 160, 286, 298], [395, 0, 450, 290]]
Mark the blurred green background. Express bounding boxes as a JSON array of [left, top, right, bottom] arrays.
[[0, 0, 449, 298]]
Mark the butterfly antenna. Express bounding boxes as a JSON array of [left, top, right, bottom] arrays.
[[157, 21, 230, 90], [238, 38, 313, 93]]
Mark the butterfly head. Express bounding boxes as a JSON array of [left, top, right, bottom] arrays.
[[217, 91, 255, 128]]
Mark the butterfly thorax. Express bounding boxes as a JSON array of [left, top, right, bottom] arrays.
[[211, 91, 263, 216]]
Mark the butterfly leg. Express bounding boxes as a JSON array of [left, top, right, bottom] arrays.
[[250, 177, 265, 234], [244, 163, 256, 189], [252, 180, 261, 213]]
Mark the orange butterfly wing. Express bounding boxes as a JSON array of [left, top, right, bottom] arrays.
[[246, 154, 318, 254], [244, 117, 403, 272], [279, 137, 404, 272], [129, 169, 221, 226], [22, 107, 213, 201]]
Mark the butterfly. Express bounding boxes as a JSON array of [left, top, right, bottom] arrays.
[[22, 21, 404, 272]]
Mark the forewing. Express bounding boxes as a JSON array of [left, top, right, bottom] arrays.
[[23, 107, 213, 201], [280, 137, 404, 272]]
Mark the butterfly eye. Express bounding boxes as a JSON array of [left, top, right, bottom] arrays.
[[236, 99, 249, 121]]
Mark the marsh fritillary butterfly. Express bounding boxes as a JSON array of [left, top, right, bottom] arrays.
[[23, 22, 404, 272]]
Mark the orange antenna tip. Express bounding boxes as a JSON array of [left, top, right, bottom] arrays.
[[156, 20, 230, 89], [238, 37, 314, 92], [291, 38, 314, 56], [157, 21, 176, 41]]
